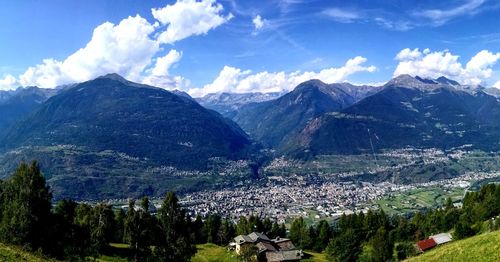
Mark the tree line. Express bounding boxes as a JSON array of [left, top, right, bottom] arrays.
[[0, 161, 196, 261]]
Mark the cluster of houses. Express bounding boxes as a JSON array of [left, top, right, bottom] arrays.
[[416, 233, 453, 252], [231, 232, 303, 262]]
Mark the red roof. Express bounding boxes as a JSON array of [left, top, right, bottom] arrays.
[[416, 238, 437, 251]]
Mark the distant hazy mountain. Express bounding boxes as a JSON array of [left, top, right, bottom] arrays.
[[196, 92, 282, 118], [0, 86, 57, 133], [232, 79, 380, 149], [286, 75, 500, 157]]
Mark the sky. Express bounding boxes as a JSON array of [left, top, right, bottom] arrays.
[[1, 0, 500, 96]]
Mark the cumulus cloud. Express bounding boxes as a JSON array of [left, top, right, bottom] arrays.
[[1, 0, 232, 91], [152, 0, 233, 44], [142, 50, 188, 88], [150, 50, 182, 77], [188, 56, 376, 97], [15, 15, 159, 88], [0, 74, 19, 90], [394, 48, 500, 85], [252, 15, 265, 30]]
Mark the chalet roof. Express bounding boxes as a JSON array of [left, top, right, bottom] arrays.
[[272, 238, 296, 251], [416, 238, 437, 251], [271, 237, 292, 243], [265, 250, 303, 262], [234, 235, 253, 244], [248, 232, 270, 242], [429, 233, 453, 245], [256, 241, 277, 253]]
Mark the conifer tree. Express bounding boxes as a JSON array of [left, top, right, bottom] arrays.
[[0, 161, 52, 251], [155, 192, 195, 262]]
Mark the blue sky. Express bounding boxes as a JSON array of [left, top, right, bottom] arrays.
[[1, 0, 500, 95]]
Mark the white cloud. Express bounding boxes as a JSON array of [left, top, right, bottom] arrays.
[[143, 50, 188, 89], [395, 48, 429, 60], [17, 15, 159, 88], [4, 0, 233, 90], [414, 0, 486, 25], [152, 0, 233, 44], [0, 74, 19, 90], [322, 8, 360, 23], [253, 15, 265, 30], [494, 81, 500, 89], [188, 56, 376, 97], [394, 48, 500, 85], [151, 50, 182, 77]]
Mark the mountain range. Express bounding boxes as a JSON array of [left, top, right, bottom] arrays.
[[1, 73, 499, 199], [0, 86, 57, 133], [285, 75, 500, 156], [0, 74, 254, 199], [1, 74, 252, 169], [231, 80, 382, 149], [196, 92, 282, 118]]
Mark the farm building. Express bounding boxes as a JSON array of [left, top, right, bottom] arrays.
[[231, 232, 302, 262], [429, 233, 453, 245], [416, 238, 437, 252]]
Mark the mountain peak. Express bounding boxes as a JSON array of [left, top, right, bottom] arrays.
[[297, 79, 327, 87], [386, 74, 448, 90], [415, 76, 438, 84], [93, 73, 155, 90], [387, 74, 422, 85], [97, 73, 128, 82], [435, 76, 460, 86], [388, 74, 464, 89]]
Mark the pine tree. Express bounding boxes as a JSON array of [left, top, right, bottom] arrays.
[[0, 161, 52, 251], [154, 192, 196, 262], [370, 227, 393, 262], [114, 208, 126, 243], [124, 199, 152, 261], [270, 221, 282, 239], [289, 217, 310, 249], [314, 220, 332, 252], [218, 219, 235, 245], [89, 203, 115, 258], [50, 199, 90, 259], [236, 216, 250, 235], [203, 214, 222, 244], [192, 215, 206, 244], [326, 228, 361, 262]]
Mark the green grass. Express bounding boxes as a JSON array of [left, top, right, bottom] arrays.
[[406, 230, 500, 262], [0, 243, 55, 262], [96, 243, 131, 262], [0, 242, 326, 262], [302, 250, 328, 262], [191, 244, 240, 262]]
